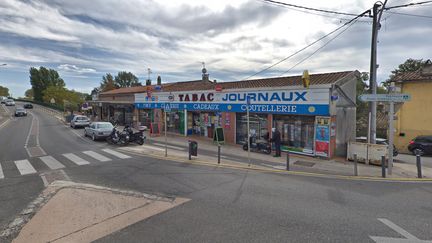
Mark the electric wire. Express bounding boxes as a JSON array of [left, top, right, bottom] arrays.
[[386, 10, 432, 19], [242, 9, 370, 80], [278, 17, 360, 76], [384, 0, 432, 10]]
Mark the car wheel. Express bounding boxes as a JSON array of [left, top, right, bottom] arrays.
[[92, 133, 96, 141], [413, 148, 424, 156]]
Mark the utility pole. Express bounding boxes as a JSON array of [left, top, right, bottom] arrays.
[[368, 1, 387, 144]]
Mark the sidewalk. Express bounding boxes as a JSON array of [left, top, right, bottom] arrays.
[[120, 133, 432, 179]]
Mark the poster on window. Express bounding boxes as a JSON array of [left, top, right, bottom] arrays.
[[224, 113, 231, 129], [315, 118, 330, 157]]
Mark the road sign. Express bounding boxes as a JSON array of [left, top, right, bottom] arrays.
[[359, 94, 411, 102]]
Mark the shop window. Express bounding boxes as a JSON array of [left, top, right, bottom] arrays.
[[236, 113, 268, 144], [273, 115, 315, 154]]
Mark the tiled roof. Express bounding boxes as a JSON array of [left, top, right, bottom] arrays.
[[391, 69, 432, 82], [100, 71, 357, 95]]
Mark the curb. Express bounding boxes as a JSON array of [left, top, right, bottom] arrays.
[[119, 148, 432, 183]]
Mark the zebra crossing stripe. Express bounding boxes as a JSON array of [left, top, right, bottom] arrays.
[[14, 159, 37, 175], [82, 151, 111, 162], [63, 153, 90, 165], [0, 162, 4, 179], [101, 149, 131, 159], [40, 156, 65, 170]]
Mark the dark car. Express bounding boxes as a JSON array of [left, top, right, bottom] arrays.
[[23, 103, 33, 109], [408, 135, 432, 156]]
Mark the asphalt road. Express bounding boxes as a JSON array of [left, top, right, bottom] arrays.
[[1, 103, 432, 242]]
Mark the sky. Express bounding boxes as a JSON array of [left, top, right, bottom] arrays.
[[0, 0, 431, 97]]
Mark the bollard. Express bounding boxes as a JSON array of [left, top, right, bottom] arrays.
[[416, 155, 422, 178], [381, 155, 386, 178], [218, 145, 221, 164], [188, 141, 192, 160], [354, 154, 358, 176], [286, 151, 290, 171]]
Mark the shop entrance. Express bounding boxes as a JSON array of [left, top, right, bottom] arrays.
[[273, 115, 315, 155], [189, 111, 220, 138], [236, 113, 268, 144]]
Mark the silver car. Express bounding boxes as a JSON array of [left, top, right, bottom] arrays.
[[70, 115, 90, 129], [84, 122, 114, 141]]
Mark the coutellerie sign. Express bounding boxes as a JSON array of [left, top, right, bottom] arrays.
[[135, 88, 330, 115]]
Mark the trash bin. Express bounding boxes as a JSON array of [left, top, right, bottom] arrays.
[[188, 140, 198, 157]]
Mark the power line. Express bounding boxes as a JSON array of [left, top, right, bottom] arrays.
[[259, 0, 372, 23], [279, 18, 360, 76], [260, 0, 369, 17], [242, 9, 370, 80], [384, 0, 432, 10], [386, 10, 432, 19]]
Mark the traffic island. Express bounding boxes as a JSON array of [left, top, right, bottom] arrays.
[[0, 181, 190, 243]]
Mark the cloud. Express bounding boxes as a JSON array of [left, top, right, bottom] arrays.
[[58, 64, 96, 73]]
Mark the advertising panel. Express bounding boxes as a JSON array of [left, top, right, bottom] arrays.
[[315, 117, 331, 157]]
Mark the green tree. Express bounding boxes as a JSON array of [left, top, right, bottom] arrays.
[[387, 58, 428, 81], [0, 85, 10, 97], [43, 86, 84, 112], [24, 89, 34, 99], [100, 73, 116, 92], [30, 67, 65, 102], [114, 71, 141, 88]]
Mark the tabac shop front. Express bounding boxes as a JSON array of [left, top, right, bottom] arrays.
[[135, 84, 354, 158]]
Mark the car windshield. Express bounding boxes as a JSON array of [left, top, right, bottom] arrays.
[[16, 108, 25, 111], [76, 117, 88, 121], [97, 123, 113, 129]]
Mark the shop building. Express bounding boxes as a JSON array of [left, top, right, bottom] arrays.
[[133, 70, 360, 158]]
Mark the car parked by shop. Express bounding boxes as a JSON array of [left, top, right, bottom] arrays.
[[84, 122, 114, 141], [70, 115, 90, 129], [15, 107, 27, 117], [408, 135, 432, 156]]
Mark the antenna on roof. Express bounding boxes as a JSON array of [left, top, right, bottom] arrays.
[[201, 62, 209, 81]]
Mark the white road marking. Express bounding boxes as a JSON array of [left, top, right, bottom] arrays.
[[370, 218, 432, 243], [152, 143, 185, 150], [14, 159, 37, 175], [82, 151, 111, 162], [40, 156, 65, 170], [0, 162, 4, 179], [63, 153, 90, 165], [141, 144, 165, 152], [101, 149, 131, 159]]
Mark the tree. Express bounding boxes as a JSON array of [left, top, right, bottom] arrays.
[[157, 75, 161, 85], [0, 86, 9, 97], [100, 73, 116, 92], [114, 71, 141, 88], [25, 89, 34, 99], [42, 86, 84, 112], [387, 58, 428, 81], [30, 67, 65, 102]]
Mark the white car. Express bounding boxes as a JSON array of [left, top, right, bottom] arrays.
[[84, 122, 114, 141], [70, 115, 90, 129], [5, 99, 15, 106]]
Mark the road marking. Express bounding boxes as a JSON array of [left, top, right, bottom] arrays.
[[0, 162, 4, 179], [40, 156, 65, 170], [141, 144, 165, 152], [101, 149, 131, 159], [14, 159, 37, 175], [63, 153, 90, 165], [152, 143, 185, 150], [370, 218, 432, 242], [83, 151, 111, 162]]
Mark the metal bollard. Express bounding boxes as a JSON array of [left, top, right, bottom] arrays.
[[354, 154, 358, 176], [381, 155, 386, 178], [188, 142, 192, 160], [218, 145, 221, 164], [286, 151, 290, 171], [416, 155, 422, 178]]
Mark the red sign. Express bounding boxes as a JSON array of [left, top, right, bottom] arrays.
[[224, 113, 231, 129], [215, 84, 223, 92]]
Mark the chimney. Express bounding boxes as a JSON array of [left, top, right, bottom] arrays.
[[213, 79, 217, 83]]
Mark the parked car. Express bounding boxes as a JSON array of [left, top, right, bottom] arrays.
[[408, 135, 432, 156], [70, 115, 90, 129], [84, 122, 114, 141], [0, 96, 5, 104], [23, 103, 33, 109], [356, 137, 398, 156], [15, 107, 27, 117], [5, 99, 15, 106]]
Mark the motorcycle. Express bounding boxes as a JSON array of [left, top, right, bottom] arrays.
[[242, 134, 272, 154], [124, 125, 146, 145], [106, 126, 130, 145]]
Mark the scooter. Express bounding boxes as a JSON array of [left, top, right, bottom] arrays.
[[106, 126, 130, 145], [242, 135, 272, 154], [124, 125, 146, 145]]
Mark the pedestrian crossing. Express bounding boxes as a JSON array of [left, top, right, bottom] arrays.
[[0, 149, 133, 179]]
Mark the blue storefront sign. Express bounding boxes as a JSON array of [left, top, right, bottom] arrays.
[[135, 88, 330, 116]]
